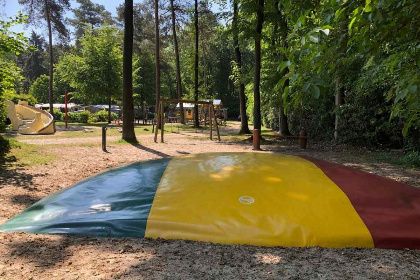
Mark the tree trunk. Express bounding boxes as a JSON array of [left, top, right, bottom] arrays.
[[253, 0, 264, 132], [279, 78, 291, 135], [155, 0, 161, 128], [170, 0, 184, 124], [44, 1, 54, 116], [275, 0, 291, 136], [194, 0, 199, 128], [233, 0, 251, 135], [122, 0, 136, 141], [108, 96, 112, 124], [334, 79, 344, 140], [202, 44, 207, 95]]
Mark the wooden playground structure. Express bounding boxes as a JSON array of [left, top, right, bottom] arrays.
[[154, 99, 221, 143], [179, 100, 227, 126]]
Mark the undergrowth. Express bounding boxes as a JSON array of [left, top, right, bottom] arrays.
[[369, 151, 420, 169]]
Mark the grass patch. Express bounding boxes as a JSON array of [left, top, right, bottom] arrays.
[[77, 142, 101, 147], [55, 121, 109, 127], [366, 151, 420, 170], [112, 138, 139, 145], [112, 139, 131, 145], [5, 139, 56, 167]]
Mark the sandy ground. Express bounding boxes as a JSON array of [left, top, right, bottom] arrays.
[[1, 122, 419, 279]]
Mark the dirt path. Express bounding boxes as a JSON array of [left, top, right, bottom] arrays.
[[1, 123, 419, 279]]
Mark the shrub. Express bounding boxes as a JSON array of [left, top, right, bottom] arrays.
[[78, 110, 90, 123], [52, 108, 64, 121], [94, 110, 109, 122], [88, 114, 98, 123], [396, 151, 420, 169], [92, 110, 118, 122], [67, 111, 90, 123], [0, 102, 6, 132], [67, 112, 79, 122]]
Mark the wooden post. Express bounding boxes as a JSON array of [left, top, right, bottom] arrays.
[[154, 100, 160, 143], [253, 129, 260, 150], [212, 105, 221, 141], [204, 108, 207, 127], [102, 126, 107, 152], [160, 101, 164, 143], [209, 103, 213, 140], [299, 130, 307, 149]]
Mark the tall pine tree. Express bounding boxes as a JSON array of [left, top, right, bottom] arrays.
[[19, 0, 70, 116]]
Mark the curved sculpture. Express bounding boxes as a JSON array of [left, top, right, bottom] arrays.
[[1, 153, 419, 249], [5, 101, 55, 134]]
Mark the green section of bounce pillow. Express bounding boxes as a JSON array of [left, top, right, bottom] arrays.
[[0, 158, 171, 238]]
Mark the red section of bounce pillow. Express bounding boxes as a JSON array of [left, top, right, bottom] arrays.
[[303, 156, 420, 250]]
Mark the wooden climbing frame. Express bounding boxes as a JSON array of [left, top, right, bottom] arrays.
[[154, 99, 221, 143]]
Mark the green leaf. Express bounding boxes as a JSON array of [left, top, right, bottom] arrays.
[[402, 114, 418, 136], [320, 29, 330, 36], [364, 4, 373, 12], [349, 17, 357, 30], [395, 88, 409, 102], [309, 34, 319, 43], [408, 85, 418, 94], [374, 10, 383, 22], [278, 60, 291, 73], [309, 84, 320, 99], [276, 77, 287, 89]]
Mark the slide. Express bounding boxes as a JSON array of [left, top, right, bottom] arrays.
[[5, 100, 55, 135]]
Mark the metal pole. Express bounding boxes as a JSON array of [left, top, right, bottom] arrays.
[[65, 91, 68, 128], [102, 126, 107, 152]]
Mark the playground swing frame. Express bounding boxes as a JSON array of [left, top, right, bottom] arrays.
[[154, 98, 221, 143]]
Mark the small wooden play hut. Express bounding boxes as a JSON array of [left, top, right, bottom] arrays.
[[175, 99, 227, 125]]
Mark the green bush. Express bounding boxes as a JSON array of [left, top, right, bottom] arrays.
[[94, 110, 109, 122], [78, 111, 90, 123], [67, 112, 78, 122], [52, 108, 64, 121], [0, 102, 6, 132], [3, 90, 38, 106], [67, 111, 90, 123], [92, 110, 118, 122], [88, 114, 98, 123]]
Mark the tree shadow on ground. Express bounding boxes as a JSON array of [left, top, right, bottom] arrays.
[[0, 137, 35, 190], [6, 237, 70, 268], [5, 235, 420, 278], [129, 141, 170, 158], [10, 194, 40, 207]]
